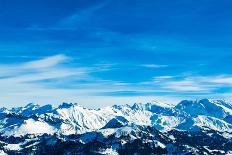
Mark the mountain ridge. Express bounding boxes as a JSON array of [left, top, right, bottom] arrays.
[[0, 99, 232, 154]]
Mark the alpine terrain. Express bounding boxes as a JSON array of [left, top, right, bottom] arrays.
[[0, 99, 232, 154]]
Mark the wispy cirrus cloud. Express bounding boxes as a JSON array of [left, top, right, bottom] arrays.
[[140, 64, 168, 68], [1, 54, 232, 108], [208, 76, 232, 85], [0, 54, 170, 107], [26, 1, 109, 32], [59, 2, 107, 28], [162, 80, 209, 92], [0, 54, 91, 106], [153, 76, 174, 80], [0, 54, 86, 80], [23, 54, 69, 69], [2, 55, 82, 82], [150, 74, 232, 93]]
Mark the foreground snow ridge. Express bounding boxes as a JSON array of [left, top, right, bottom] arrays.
[[0, 99, 232, 154]]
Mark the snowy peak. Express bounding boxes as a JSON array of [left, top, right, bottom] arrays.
[[0, 99, 232, 137], [102, 116, 129, 129], [24, 103, 39, 109], [1, 99, 232, 154], [174, 99, 231, 119], [9, 103, 53, 117], [57, 102, 77, 109]]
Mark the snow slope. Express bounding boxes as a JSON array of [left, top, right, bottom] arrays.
[[0, 99, 232, 137]]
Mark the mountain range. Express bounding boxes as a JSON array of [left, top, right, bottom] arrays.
[[0, 99, 232, 154]]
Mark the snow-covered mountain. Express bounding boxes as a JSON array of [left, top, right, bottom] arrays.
[[0, 99, 232, 154]]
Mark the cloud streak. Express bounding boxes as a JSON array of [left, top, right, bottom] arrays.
[[1, 54, 232, 108], [150, 74, 232, 93], [0, 54, 88, 83], [23, 54, 69, 69], [0, 54, 91, 106], [140, 64, 168, 68], [0, 54, 170, 107]]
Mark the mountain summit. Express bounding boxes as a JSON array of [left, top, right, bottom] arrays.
[[0, 99, 232, 154]]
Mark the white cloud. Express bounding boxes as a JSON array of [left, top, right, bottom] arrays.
[[1, 55, 232, 108], [0, 55, 92, 107], [23, 54, 69, 69], [156, 76, 174, 79], [208, 76, 232, 85], [0, 58, 180, 108], [151, 74, 232, 92], [0, 55, 88, 83], [0, 55, 70, 77], [0, 55, 172, 108], [140, 64, 168, 68], [153, 76, 174, 81], [163, 80, 209, 91]]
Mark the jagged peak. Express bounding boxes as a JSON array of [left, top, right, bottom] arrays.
[[174, 99, 231, 119], [175, 99, 214, 108], [58, 102, 75, 109], [102, 116, 129, 129], [112, 103, 131, 110], [131, 103, 144, 110], [0, 107, 7, 112], [24, 103, 40, 109], [175, 98, 231, 108], [0, 99, 232, 140]]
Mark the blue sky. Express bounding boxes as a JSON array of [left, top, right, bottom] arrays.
[[0, 0, 232, 108]]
